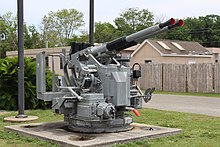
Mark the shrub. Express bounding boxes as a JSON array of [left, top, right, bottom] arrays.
[[0, 57, 52, 110]]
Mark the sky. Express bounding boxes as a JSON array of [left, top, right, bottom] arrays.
[[0, 0, 220, 32]]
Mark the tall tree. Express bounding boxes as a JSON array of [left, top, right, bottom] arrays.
[[41, 8, 85, 47], [26, 25, 43, 49], [65, 30, 89, 45], [114, 7, 154, 35], [24, 24, 43, 49], [194, 15, 220, 47], [0, 12, 18, 58], [157, 14, 220, 47], [0, 12, 44, 58], [94, 22, 121, 43]]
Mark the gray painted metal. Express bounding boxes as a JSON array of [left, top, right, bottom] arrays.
[[126, 25, 161, 42], [36, 52, 46, 93], [36, 18, 183, 133], [135, 26, 169, 43]]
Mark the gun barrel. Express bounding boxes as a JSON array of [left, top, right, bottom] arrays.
[[136, 19, 185, 43], [126, 18, 176, 42], [89, 18, 183, 55]]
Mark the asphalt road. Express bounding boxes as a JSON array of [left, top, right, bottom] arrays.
[[142, 94, 220, 117]]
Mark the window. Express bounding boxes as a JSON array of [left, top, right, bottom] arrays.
[[145, 60, 152, 64], [45, 57, 49, 67], [171, 42, 185, 51], [157, 41, 171, 50], [60, 58, 63, 69]]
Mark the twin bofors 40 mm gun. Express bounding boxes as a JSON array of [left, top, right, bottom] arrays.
[[36, 18, 184, 133]]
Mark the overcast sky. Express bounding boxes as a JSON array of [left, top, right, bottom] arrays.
[[0, 0, 220, 31]]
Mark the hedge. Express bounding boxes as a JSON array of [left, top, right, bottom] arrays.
[[0, 57, 52, 110]]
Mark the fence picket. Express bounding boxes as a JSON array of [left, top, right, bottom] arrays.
[[140, 63, 215, 93]]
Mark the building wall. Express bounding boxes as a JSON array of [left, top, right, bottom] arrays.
[[48, 55, 63, 75], [6, 44, 214, 75], [6, 47, 70, 74], [130, 43, 162, 65], [206, 47, 220, 63]]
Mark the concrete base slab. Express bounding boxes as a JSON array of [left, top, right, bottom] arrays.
[[3, 116, 39, 122], [5, 121, 181, 147]]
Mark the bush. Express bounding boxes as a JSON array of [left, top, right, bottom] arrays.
[[0, 57, 52, 110]]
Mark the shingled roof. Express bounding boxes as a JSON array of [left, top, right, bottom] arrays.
[[132, 39, 212, 56]]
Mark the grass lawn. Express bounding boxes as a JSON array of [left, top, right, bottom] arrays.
[[0, 109, 220, 147], [154, 91, 220, 98]]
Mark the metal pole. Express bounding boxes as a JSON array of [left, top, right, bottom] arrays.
[[16, 0, 27, 118], [89, 0, 94, 45]]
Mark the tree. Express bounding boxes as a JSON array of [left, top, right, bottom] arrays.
[[192, 15, 220, 47], [156, 15, 220, 47], [0, 12, 18, 58], [94, 22, 121, 43], [24, 24, 43, 49], [65, 30, 89, 45], [114, 7, 154, 35], [0, 12, 43, 58], [0, 57, 52, 110], [41, 8, 85, 47], [154, 18, 192, 41]]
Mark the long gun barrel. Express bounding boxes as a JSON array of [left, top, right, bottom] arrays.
[[135, 19, 184, 43], [88, 18, 183, 55]]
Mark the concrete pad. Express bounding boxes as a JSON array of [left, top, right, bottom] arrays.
[[3, 116, 39, 122], [5, 121, 181, 147]]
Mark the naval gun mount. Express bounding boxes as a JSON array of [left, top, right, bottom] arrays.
[[36, 18, 184, 133]]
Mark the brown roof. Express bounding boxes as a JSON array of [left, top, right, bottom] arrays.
[[123, 44, 140, 51], [206, 47, 220, 54], [147, 39, 212, 55]]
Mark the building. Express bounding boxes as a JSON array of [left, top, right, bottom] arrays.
[[6, 39, 215, 75], [6, 47, 70, 75], [121, 39, 214, 65], [206, 47, 220, 63]]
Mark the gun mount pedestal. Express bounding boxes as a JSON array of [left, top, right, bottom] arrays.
[[36, 18, 184, 133], [66, 95, 133, 133]]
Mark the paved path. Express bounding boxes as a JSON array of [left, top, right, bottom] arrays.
[[142, 94, 220, 117]]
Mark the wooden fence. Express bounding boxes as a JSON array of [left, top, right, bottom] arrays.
[[140, 63, 220, 93]]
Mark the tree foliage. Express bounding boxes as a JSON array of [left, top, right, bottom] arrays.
[[191, 15, 220, 47], [157, 14, 220, 47], [0, 12, 18, 58], [0, 12, 44, 58], [65, 33, 89, 46], [24, 24, 43, 49], [114, 7, 154, 35], [94, 8, 154, 43], [41, 8, 85, 47], [0, 57, 52, 110], [94, 22, 121, 43]]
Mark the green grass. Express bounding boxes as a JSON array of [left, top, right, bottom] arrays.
[[0, 109, 220, 147], [116, 109, 220, 147], [0, 110, 63, 147], [154, 91, 220, 98]]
